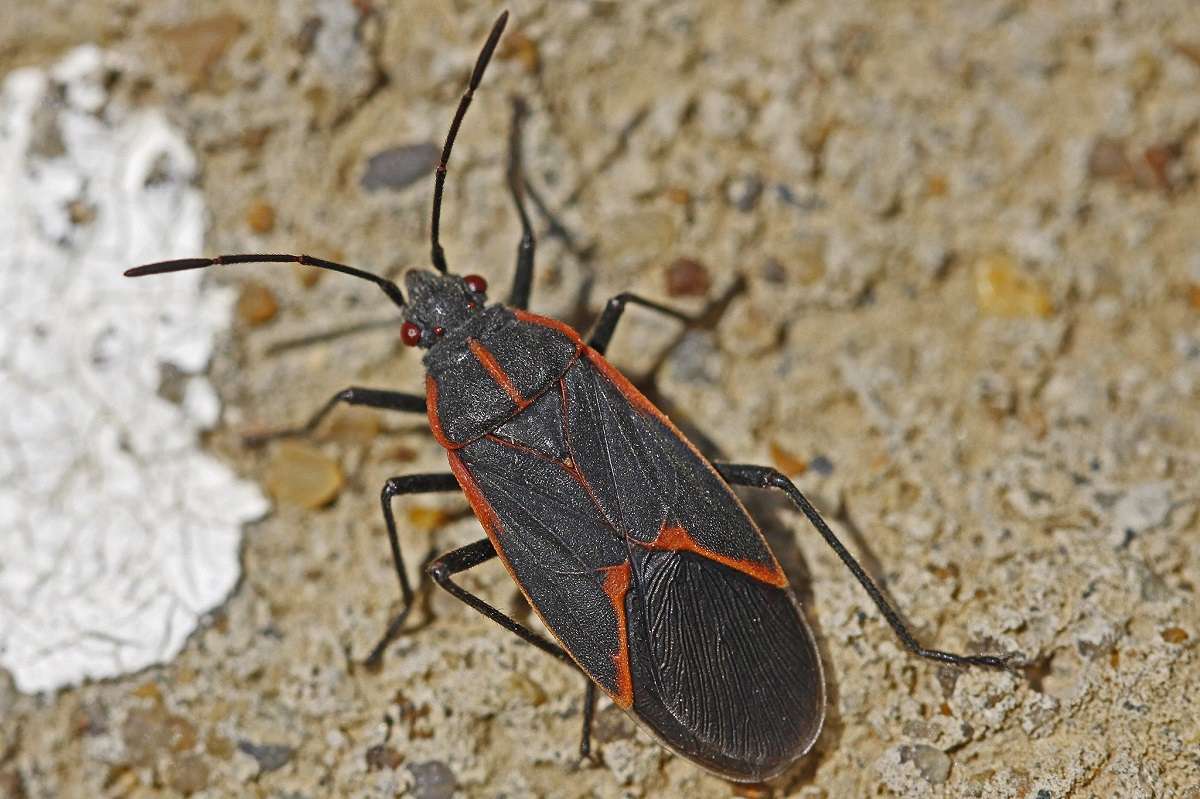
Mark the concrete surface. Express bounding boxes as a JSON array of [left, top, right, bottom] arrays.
[[1, 1, 1198, 797]]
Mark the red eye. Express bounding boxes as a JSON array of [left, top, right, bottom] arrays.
[[400, 321, 422, 347], [464, 274, 488, 294]]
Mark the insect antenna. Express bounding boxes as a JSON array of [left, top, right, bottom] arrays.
[[429, 10, 509, 274], [124, 253, 407, 308]]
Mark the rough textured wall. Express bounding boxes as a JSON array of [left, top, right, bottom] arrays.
[[2, 1, 1198, 797]]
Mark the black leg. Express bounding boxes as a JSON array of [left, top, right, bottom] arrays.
[[364, 472, 462, 668], [506, 96, 537, 309], [578, 679, 597, 763], [716, 463, 1021, 670], [427, 538, 574, 664], [244, 387, 426, 446], [427, 540, 603, 763], [587, 292, 693, 355]]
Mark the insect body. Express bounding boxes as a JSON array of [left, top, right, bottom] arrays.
[[127, 11, 1015, 783], [415, 271, 825, 777]]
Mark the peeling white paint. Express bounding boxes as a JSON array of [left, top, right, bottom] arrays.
[[0, 47, 267, 693]]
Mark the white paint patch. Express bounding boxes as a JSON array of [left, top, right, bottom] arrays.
[[0, 47, 267, 693]]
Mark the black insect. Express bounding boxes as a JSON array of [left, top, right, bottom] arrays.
[[126, 11, 1017, 783]]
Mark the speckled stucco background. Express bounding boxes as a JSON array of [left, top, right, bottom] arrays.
[[2, 1, 1199, 797]]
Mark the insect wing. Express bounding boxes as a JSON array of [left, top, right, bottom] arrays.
[[448, 385, 633, 702], [565, 353, 825, 780]]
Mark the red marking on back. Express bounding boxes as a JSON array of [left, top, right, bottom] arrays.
[[582, 348, 668, 421], [425, 374, 460, 450], [447, 451, 500, 538], [511, 307, 585, 348], [599, 561, 634, 709], [646, 522, 788, 588], [468, 337, 525, 405]]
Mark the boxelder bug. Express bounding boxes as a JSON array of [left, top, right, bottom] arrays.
[[126, 11, 1018, 783]]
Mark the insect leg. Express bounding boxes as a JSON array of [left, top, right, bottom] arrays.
[[364, 472, 462, 668], [506, 96, 537, 309], [426, 538, 575, 665], [578, 679, 598, 763], [587, 292, 693, 355], [244, 387, 425, 446], [715, 463, 1021, 670]]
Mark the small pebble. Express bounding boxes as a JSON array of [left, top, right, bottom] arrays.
[[503, 672, 548, 706], [1173, 41, 1200, 68], [1088, 137, 1132, 181], [68, 199, 95, 226], [122, 706, 170, 766], [236, 740, 295, 773], [768, 442, 807, 477], [664, 257, 711, 297], [365, 744, 404, 771], [809, 454, 834, 476], [236, 282, 278, 326], [245, 199, 275, 234], [1087, 136, 1181, 192], [1141, 143, 1179, 192], [498, 30, 540, 73], [360, 143, 439, 192], [158, 14, 245, 89], [240, 126, 269, 152], [760, 257, 787, 285], [1161, 627, 1189, 644], [294, 261, 324, 288], [386, 444, 418, 462], [726, 174, 763, 212], [406, 505, 450, 533], [322, 407, 381, 444], [408, 760, 456, 799], [664, 186, 691, 205], [205, 732, 234, 760], [165, 753, 210, 795], [899, 743, 952, 784], [264, 442, 343, 509], [166, 715, 198, 752], [974, 254, 1053, 318]]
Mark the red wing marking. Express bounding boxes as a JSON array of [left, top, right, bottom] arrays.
[[599, 561, 634, 709], [646, 522, 789, 588], [425, 374, 459, 450], [511, 308, 586, 347], [582, 348, 791, 589], [467, 337, 525, 405], [447, 450, 502, 541]]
